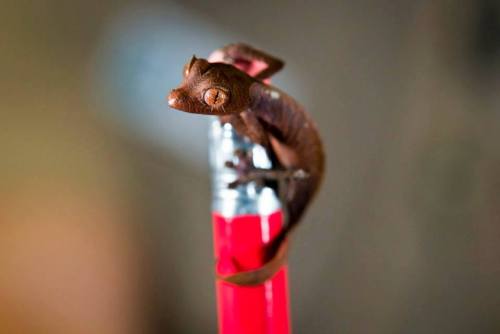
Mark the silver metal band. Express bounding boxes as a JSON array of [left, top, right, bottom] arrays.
[[209, 119, 281, 217]]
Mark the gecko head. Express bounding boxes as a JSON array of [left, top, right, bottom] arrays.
[[168, 56, 254, 116]]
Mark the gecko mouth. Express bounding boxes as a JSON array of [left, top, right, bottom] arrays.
[[167, 89, 186, 110]]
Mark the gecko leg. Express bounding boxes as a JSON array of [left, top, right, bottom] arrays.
[[226, 167, 308, 189], [224, 146, 308, 189]]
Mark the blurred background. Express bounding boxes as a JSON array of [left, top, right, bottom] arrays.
[[1, 0, 500, 333]]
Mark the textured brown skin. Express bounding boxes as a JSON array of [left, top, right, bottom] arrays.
[[168, 44, 324, 285]]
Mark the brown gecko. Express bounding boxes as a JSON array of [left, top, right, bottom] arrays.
[[168, 43, 325, 285]]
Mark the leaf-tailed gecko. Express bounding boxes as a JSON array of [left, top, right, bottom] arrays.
[[168, 43, 325, 285]]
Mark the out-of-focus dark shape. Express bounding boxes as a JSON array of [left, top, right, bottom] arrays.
[[474, 0, 500, 66]]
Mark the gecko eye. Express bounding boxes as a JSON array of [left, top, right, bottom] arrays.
[[203, 87, 229, 108]]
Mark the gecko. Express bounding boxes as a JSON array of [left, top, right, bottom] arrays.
[[167, 43, 325, 285]]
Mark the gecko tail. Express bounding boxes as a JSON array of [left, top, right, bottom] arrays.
[[216, 239, 289, 286]]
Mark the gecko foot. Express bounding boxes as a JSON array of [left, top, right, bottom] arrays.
[[225, 148, 309, 189]]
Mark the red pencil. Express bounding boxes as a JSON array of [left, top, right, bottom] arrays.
[[210, 119, 291, 334]]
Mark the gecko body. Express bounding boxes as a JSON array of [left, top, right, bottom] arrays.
[[168, 44, 324, 285]]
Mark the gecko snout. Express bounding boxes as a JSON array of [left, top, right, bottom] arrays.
[[167, 89, 186, 109]]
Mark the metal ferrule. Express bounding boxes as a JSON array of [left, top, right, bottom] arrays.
[[209, 119, 281, 217]]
